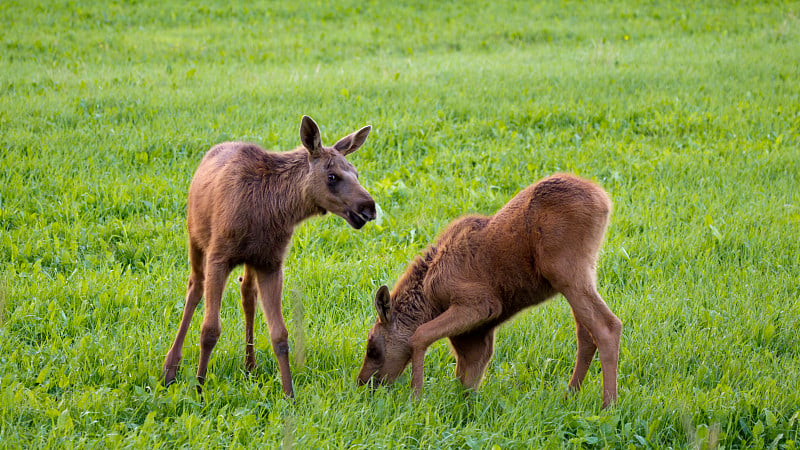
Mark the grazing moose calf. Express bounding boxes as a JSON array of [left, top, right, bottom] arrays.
[[163, 116, 376, 397], [358, 174, 622, 407]]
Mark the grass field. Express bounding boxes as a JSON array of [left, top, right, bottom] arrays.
[[2, 0, 799, 448]]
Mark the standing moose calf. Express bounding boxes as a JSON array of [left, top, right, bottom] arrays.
[[163, 116, 376, 397], [358, 174, 622, 407]]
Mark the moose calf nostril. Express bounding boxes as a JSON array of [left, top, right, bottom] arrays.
[[359, 200, 377, 220], [361, 205, 376, 221]]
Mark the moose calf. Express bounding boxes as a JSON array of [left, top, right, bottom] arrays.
[[163, 116, 376, 397], [358, 174, 621, 407]]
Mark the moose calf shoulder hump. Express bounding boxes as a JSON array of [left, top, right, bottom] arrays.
[[163, 116, 376, 397], [358, 173, 622, 408]]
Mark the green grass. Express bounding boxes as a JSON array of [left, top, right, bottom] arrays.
[[2, 0, 799, 447]]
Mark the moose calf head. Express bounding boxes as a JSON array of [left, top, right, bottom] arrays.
[[357, 285, 413, 386], [300, 116, 376, 229]]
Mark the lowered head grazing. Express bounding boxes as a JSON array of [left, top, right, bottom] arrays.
[[300, 115, 376, 229], [358, 285, 413, 386]]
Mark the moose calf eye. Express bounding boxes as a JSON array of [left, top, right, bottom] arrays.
[[366, 346, 381, 360]]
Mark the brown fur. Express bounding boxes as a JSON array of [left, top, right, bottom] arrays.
[[163, 116, 376, 397], [358, 174, 622, 407]]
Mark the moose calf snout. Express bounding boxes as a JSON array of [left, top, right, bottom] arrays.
[[346, 197, 377, 230], [357, 371, 387, 389], [359, 199, 377, 222]]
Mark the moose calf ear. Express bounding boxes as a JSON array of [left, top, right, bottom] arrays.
[[333, 125, 371, 156], [375, 285, 392, 323], [300, 115, 323, 156]]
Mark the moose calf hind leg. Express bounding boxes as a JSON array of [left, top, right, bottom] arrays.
[[568, 319, 598, 392], [240, 265, 258, 372], [563, 285, 621, 408], [597, 310, 622, 408], [162, 272, 204, 386], [195, 261, 230, 387]]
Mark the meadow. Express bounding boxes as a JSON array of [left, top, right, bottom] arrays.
[[1, 0, 799, 447]]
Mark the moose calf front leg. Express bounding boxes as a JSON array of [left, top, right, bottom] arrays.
[[409, 299, 500, 397], [256, 268, 294, 397]]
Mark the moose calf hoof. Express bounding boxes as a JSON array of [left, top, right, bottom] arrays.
[[411, 387, 423, 400], [162, 365, 179, 387], [602, 396, 617, 410], [195, 376, 206, 396]]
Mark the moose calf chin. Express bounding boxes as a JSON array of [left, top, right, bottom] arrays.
[[358, 173, 622, 408]]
